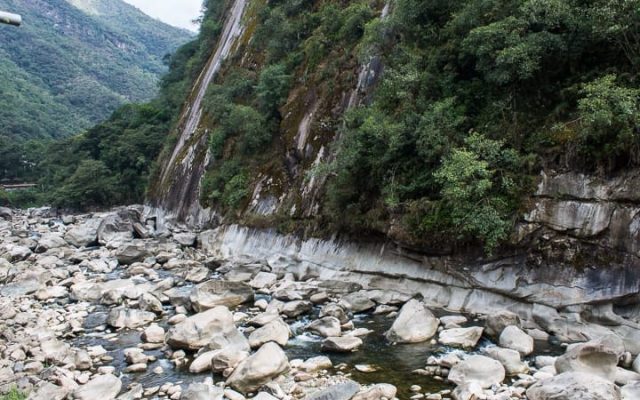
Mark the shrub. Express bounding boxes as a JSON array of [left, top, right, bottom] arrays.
[[574, 74, 640, 169]]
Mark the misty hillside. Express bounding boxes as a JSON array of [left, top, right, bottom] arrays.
[[0, 0, 193, 139]]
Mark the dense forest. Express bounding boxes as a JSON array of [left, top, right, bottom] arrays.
[[0, 0, 226, 209], [0, 0, 191, 140], [3, 0, 640, 252]]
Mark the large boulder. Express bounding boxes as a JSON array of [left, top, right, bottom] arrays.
[[249, 272, 278, 289], [166, 306, 248, 351], [339, 292, 376, 313], [64, 218, 101, 248], [226, 342, 289, 393], [190, 280, 254, 312], [0, 207, 12, 220], [107, 307, 155, 329], [211, 347, 250, 373], [438, 327, 484, 349], [385, 299, 439, 343], [484, 347, 528, 375], [526, 372, 621, 400], [174, 232, 197, 247], [115, 243, 149, 265], [35, 233, 68, 253], [97, 213, 133, 245], [499, 326, 534, 356], [321, 337, 363, 352], [71, 374, 122, 400], [622, 381, 640, 400], [352, 384, 397, 400], [306, 381, 361, 400], [248, 318, 291, 348], [181, 383, 223, 400], [485, 310, 521, 338], [555, 340, 619, 381], [447, 355, 506, 389], [320, 303, 349, 324], [308, 317, 342, 338], [281, 300, 313, 318]]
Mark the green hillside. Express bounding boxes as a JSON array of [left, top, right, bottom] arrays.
[[0, 0, 193, 139]]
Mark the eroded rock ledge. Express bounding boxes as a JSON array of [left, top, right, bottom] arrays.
[[147, 170, 640, 350]]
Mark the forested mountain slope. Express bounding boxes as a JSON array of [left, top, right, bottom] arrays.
[[0, 0, 192, 139], [6, 0, 640, 259]]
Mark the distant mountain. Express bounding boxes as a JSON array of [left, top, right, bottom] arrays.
[[0, 0, 193, 139]]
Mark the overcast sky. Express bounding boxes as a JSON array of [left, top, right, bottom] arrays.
[[122, 0, 203, 32]]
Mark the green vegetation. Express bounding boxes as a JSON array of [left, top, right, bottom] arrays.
[[319, 0, 640, 251], [5, 0, 640, 253], [0, 0, 191, 140], [0, 0, 226, 209], [0, 388, 26, 400], [199, 0, 381, 214]]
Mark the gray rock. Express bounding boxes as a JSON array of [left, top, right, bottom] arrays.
[[308, 317, 342, 338], [622, 381, 640, 400], [107, 308, 156, 329], [526, 372, 621, 400], [248, 272, 278, 289], [319, 303, 349, 324], [116, 384, 143, 400], [142, 324, 165, 343], [72, 374, 122, 400], [64, 218, 101, 248], [615, 366, 640, 385], [28, 382, 69, 400], [174, 232, 197, 247], [352, 384, 397, 400], [633, 354, 640, 374], [438, 327, 483, 349], [300, 356, 333, 372], [226, 342, 289, 393], [97, 214, 133, 245], [306, 381, 361, 400], [35, 233, 67, 253], [0, 280, 40, 298], [9, 245, 32, 262], [447, 355, 506, 389], [339, 292, 376, 313], [499, 325, 534, 356], [555, 340, 619, 381], [385, 299, 439, 343], [321, 336, 363, 352], [115, 243, 149, 265], [181, 383, 223, 400], [485, 310, 521, 338], [248, 318, 290, 348], [211, 347, 250, 372], [0, 207, 12, 220], [139, 293, 163, 314], [190, 280, 254, 312], [281, 300, 313, 318], [485, 347, 529, 375], [166, 306, 248, 351]]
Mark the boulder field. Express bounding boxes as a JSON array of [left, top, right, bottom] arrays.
[[0, 206, 639, 400]]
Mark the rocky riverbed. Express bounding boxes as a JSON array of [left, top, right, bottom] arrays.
[[0, 206, 639, 400]]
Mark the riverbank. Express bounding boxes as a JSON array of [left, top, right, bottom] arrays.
[[0, 206, 638, 399]]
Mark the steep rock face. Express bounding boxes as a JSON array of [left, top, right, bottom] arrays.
[[146, 0, 640, 345], [149, 0, 248, 225], [148, 0, 386, 228]]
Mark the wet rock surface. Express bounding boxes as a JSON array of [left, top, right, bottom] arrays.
[[0, 206, 639, 400]]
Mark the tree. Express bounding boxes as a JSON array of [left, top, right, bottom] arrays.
[[257, 63, 292, 116], [53, 160, 116, 209], [575, 74, 640, 169], [433, 133, 520, 252]]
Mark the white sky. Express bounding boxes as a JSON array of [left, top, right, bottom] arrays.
[[122, 0, 203, 32]]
